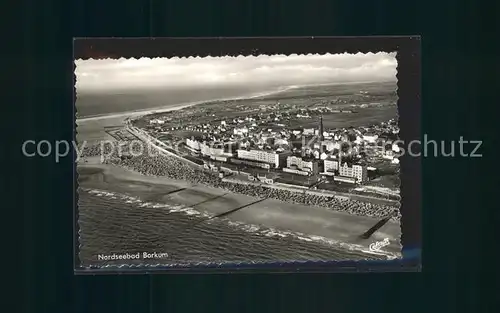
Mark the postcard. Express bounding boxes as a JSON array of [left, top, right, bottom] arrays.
[[73, 37, 421, 273]]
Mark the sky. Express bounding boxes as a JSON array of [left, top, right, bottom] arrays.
[[75, 52, 397, 92]]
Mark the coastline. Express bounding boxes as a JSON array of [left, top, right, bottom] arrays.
[[78, 158, 402, 259], [76, 85, 298, 122], [75, 80, 396, 122], [75, 86, 299, 144]]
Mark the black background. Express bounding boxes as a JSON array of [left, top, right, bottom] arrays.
[[14, 0, 492, 312]]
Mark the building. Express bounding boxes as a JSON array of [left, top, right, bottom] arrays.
[[338, 162, 367, 183], [203, 161, 219, 172], [230, 158, 271, 169], [200, 142, 224, 156], [233, 126, 249, 136], [363, 133, 379, 143], [313, 139, 339, 153], [303, 128, 315, 136], [283, 168, 309, 176], [333, 176, 357, 183], [211, 155, 230, 162], [287, 156, 318, 173], [186, 138, 201, 152], [383, 150, 394, 160], [323, 159, 339, 176], [149, 119, 165, 124], [236, 149, 280, 168], [283, 156, 318, 176], [200, 142, 233, 158], [256, 173, 278, 184]]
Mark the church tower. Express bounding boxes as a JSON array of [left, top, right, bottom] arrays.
[[319, 115, 324, 141]]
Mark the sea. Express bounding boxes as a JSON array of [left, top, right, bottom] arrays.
[[78, 189, 381, 267], [76, 83, 396, 267], [76, 85, 289, 118]]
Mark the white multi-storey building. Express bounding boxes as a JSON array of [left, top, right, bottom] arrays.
[[303, 128, 315, 135], [233, 127, 249, 136], [323, 159, 339, 176], [186, 138, 201, 151], [285, 156, 318, 175], [149, 119, 165, 124], [200, 142, 233, 158], [363, 133, 378, 143], [236, 149, 280, 168], [339, 162, 367, 183]]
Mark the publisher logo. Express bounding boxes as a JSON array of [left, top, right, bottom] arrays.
[[369, 238, 390, 252]]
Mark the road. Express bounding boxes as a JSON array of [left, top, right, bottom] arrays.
[[222, 177, 398, 206]]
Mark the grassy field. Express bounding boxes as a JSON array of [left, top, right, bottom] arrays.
[[365, 174, 400, 189], [263, 81, 397, 100]]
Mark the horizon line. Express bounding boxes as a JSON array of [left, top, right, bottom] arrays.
[[76, 80, 397, 95]]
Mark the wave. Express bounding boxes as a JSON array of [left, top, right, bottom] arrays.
[[222, 220, 398, 260], [81, 188, 400, 260], [84, 188, 212, 219]]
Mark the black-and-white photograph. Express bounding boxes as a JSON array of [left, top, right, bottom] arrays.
[[75, 44, 405, 269]]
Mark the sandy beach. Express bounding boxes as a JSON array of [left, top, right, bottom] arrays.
[[78, 156, 401, 258], [76, 101, 216, 144]]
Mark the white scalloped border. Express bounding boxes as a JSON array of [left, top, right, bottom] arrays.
[[74, 50, 402, 271]]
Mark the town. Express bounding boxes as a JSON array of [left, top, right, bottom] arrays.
[[130, 94, 400, 199]]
